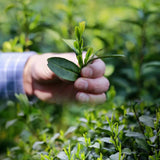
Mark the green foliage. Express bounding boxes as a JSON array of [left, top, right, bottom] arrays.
[[0, 94, 159, 159], [47, 22, 124, 81], [0, 0, 160, 159], [47, 57, 80, 81]]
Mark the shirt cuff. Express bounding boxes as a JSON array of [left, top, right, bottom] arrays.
[[0, 52, 36, 100]]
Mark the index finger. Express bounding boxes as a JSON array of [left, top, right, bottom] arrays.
[[81, 59, 106, 78]]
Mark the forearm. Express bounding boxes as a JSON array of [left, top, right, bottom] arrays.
[[0, 52, 36, 100]]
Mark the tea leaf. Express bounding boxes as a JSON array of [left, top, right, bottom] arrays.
[[139, 115, 154, 128], [84, 48, 93, 64], [79, 21, 85, 35], [47, 57, 80, 81], [56, 151, 68, 160], [125, 131, 145, 139], [5, 119, 17, 129], [75, 26, 81, 41], [87, 54, 125, 65], [63, 39, 78, 54], [109, 152, 119, 160], [143, 61, 160, 68], [122, 148, 132, 155]]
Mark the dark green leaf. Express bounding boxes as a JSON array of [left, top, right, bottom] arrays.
[[121, 19, 142, 27], [47, 57, 80, 81], [122, 148, 132, 155], [142, 61, 160, 68], [87, 54, 125, 64], [135, 139, 150, 152]]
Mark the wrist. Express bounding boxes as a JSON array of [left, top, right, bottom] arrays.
[[23, 54, 38, 96]]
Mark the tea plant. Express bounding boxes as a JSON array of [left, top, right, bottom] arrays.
[[47, 22, 124, 81], [1, 94, 159, 160]]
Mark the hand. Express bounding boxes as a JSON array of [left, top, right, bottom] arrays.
[[23, 53, 109, 104]]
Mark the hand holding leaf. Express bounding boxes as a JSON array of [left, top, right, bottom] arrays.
[[47, 21, 124, 81]]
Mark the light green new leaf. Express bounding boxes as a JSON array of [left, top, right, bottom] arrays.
[[47, 57, 80, 81], [79, 21, 85, 35], [75, 26, 81, 41], [84, 48, 93, 64]]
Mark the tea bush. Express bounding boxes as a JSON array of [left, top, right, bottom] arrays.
[[0, 0, 160, 159]]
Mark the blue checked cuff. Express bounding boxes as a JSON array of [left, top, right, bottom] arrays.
[[0, 52, 36, 100]]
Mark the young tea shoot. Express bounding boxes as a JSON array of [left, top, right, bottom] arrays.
[[47, 21, 124, 81]]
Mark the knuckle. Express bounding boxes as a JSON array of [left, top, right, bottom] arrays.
[[89, 60, 106, 77], [103, 77, 110, 91]]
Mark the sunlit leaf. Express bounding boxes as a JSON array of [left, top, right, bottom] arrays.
[[139, 115, 154, 128], [125, 131, 145, 139], [109, 152, 119, 160], [5, 119, 17, 129]]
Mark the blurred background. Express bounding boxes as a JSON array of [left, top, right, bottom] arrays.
[[0, 0, 160, 159]]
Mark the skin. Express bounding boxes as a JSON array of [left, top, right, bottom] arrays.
[[23, 53, 110, 104]]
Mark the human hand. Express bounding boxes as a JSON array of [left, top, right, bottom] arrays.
[[23, 53, 109, 104]]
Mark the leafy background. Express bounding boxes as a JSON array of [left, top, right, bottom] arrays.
[[0, 0, 160, 159]]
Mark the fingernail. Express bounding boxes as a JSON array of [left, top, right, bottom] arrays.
[[76, 79, 88, 90], [78, 93, 89, 102], [81, 67, 93, 77]]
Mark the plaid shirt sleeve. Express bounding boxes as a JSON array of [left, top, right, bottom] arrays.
[[0, 52, 36, 100]]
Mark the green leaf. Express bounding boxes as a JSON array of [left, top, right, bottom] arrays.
[[135, 139, 150, 152], [125, 131, 145, 139], [89, 142, 100, 149], [109, 152, 119, 160], [5, 4, 15, 12], [100, 137, 112, 144], [95, 127, 112, 136], [79, 21, 85, 35], [64, 126, 77, 136], [87, 54, 125, 65], [122, 148, 132, 155], [32, 141, 44, 150], [142, 61, 160, 68], [57, 151, 68, 160], [75, 26, 81, 41], [139, 115, 154, 128], [73, 41, 79, 50], [47, 57, 80, 81], [63, 39, 78, 54], [5, 119, 17, 129], [84, 48, 93, 64]]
